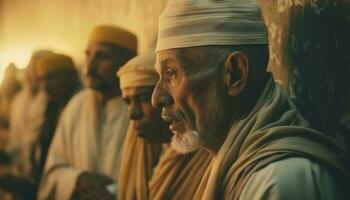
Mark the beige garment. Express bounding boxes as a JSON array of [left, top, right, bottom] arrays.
[[194, 78, 349, 200], [38, 89, 129, 200], [240, 157, 344, 200], [150, 147, 211, 200], [7, 87, 47, 176], [118, 123, 163, 200]]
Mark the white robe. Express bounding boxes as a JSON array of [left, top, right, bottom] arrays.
[[38, 89, 129, 200], [7, 87, 47, 176]]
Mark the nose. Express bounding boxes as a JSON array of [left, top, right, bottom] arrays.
[[128, 104, 143, 120], [152, 81, 174, 108]]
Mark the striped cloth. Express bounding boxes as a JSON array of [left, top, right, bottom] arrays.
[[156, 0, 268, 52]]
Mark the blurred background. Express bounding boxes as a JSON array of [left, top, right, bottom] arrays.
[[0, 0, 168, 83]]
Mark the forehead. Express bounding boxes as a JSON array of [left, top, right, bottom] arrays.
[[85, 42, 115, 53], [155, 49, 185, 71], [122, 86, 154, 98]]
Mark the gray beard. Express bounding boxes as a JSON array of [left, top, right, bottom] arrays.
[[171, 129, 201, 154]]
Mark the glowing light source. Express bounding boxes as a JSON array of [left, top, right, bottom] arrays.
[[0, 46, 33, 84]]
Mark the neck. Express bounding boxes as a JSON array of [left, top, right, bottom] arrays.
[[205, 120, 232, 155], [208, 73, 271, 155]]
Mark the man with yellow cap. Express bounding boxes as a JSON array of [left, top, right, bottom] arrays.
[[38, 25, 137, 200], [152, 0, 349, 199], [33, 53, 81, 183], [116, 50, 211, 200]]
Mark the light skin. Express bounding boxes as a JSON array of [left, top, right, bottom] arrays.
[[122, 86, 171, 143], [151, 48, 253, 154]]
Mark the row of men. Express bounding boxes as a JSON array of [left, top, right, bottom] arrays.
[[2, 0, 350, 199]]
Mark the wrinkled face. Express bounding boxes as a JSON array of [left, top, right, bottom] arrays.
[[122, 86, 171, 143], [83, 42, 121, 92], [152, 49, 230, 154], [38, 70, 77, 102]]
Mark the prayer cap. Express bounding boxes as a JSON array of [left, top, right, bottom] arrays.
[[89, 25, 138, 52], [117, 50, 158, 90], [156, 0, 268, 52], [37, 53, 75, 76]]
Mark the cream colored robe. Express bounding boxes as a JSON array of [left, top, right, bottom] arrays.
[[7, 87, 47, 176], [194, 78, 349, 200], [118, 123, 163, 200], [38, 89, 129, 200]]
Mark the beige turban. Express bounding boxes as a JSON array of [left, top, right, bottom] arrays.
[[117, 51, 158, 89], [89, 25, 137, 52], [37, 53, 75, 76], [156, 0, 268, 52]]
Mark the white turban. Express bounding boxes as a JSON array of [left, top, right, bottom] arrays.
[[156, 0, 268, 52], [117, 50, 158, 90]]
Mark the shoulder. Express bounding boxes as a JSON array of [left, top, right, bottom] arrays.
[[62, 89, 88, 113], [66, 89, 87, 108], [58, 89, 87, 122], [240, 157, 342, 200]]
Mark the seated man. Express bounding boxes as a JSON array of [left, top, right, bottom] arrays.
[[38, 25, 137, 200], [117, 50, 211, 200], [152, 0, 349, 199]]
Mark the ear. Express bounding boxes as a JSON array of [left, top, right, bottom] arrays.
[[223, 51, 249, 96]]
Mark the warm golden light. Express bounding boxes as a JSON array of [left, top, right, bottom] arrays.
[[0, 46, 33, 84]]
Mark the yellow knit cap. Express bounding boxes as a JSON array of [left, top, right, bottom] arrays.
[[117, 50, 158, 89], [89, 25, 138, 53], [37, 53, 75, 77]]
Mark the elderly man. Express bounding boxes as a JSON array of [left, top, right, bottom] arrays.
[[38, 25, 137, 200], [117, 51, 211, 200], [152, 1, 349, 199]]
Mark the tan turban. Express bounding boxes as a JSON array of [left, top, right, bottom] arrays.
[[117, 51, 158, 89], [89, 25, 137, 52], [36, 53, 75, 77], [156, 0, 268, 52], [118, 123, 163, 200]]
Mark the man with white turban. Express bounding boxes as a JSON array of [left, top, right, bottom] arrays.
[[152, 0, 349, 199], [38, 25, 137, 200], [117, 50, 211, 200]]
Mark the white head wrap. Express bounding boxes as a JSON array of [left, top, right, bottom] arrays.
[[156, 0, 268, 52], [117, 50, 158, 90]]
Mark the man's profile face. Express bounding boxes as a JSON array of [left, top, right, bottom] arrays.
[[83, 42, 121, 92], [122, 86, 171, 143], [152, 49, 230, 153]]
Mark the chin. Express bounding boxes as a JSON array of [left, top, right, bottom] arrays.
[[171, 130, 201, 154]]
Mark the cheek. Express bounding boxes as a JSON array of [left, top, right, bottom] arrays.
[[143, 104, 160, 122]]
